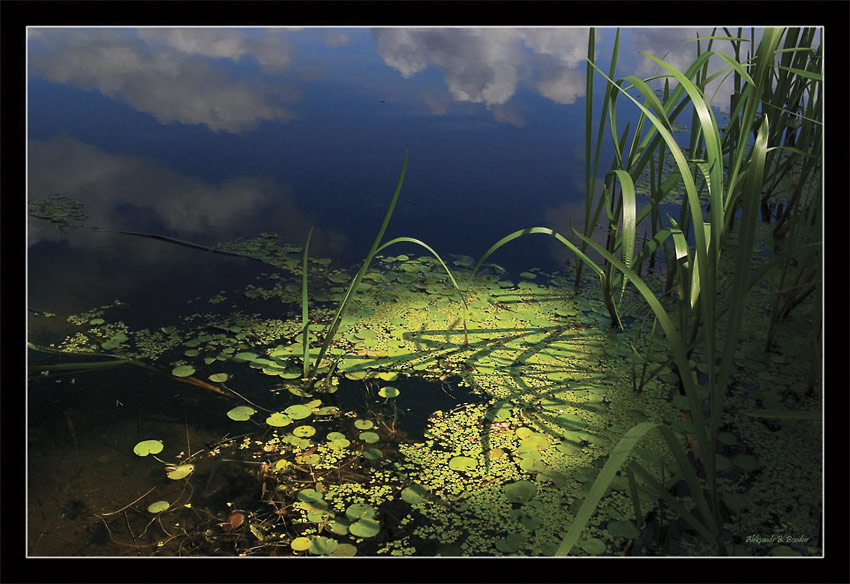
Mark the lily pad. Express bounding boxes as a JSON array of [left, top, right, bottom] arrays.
[[330, 543, 358, 556], [359, 431, 380, 444], [309, 536, 339, 555], [171, 365, 195, 377], [147, 500, 170, 513], [354, 419, 374, 430], [297, 488, 323, 503], [401, 483, 429, 505], [448, 455, 477, 471], [266, 412, 292, 427], [580, 537, 606, 555], [226, 406, 256, 421], [362, 448, 383, 460], [502, 480, 536, 503], [378, 386, 400, 398], [293, 425, 316, 438], [133, 439, 164, 457], [345, 503, 376, 522], [348, 517, 381, 538], [291, 536, 312, 552], [284, 404, 312, 420], [166, 464, 194, 480], [208, 372, 229, 383]]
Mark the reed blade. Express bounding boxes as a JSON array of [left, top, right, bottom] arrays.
[[301, 227, 314, 378], [555, 422, 657, 556]]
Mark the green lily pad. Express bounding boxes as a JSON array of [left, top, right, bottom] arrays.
[[502, 480, 536, 503], [293, 425, 316, 438], [359, 431, 380, 444], [448, 455, 477, 471], [297, 488, 323, 503], [133, 439, 164, 457], [309, 536, 339, 555], [208, 372, 229, 383], [362, 448, 383, 460], [291, 536, 312, 552], [354, 419, 374, 430], [377, 371, 399, 382], [348, 517, 381, 538], [328, 272, 351, 284], [345, 503, 376, 521], [401, 483, 429, 505], [166, 464, 194, 480], [330, 543, 358, 556], [378, 386, 399, 398], [580, 537, 606, 555], [284, 404, 312, 420], [226, 406, 256, 421], [266, 412, 292, 427], [147, 500, 170, 513], [484, 401, 513, 422], [519, 458, 548, 473], [171, 365, 195, 377]]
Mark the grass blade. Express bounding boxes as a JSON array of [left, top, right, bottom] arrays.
[[555, 421, 657, 556], [308, 149, 409, 379], [301, 227, 314, 378]]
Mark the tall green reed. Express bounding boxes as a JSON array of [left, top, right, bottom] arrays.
[[550, 26, 817, 555]]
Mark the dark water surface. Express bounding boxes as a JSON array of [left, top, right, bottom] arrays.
[[26, 27, 763, 557]]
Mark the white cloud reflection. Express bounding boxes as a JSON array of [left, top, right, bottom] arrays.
[[628, 27, 764, 113], [29, 28, 301, 133], [27, 135, 347, 257], [372, 27, 591, 113]]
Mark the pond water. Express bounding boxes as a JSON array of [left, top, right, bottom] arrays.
[[25, 26, 823, 562]]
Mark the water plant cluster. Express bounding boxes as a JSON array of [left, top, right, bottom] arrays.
[[28, 26, 821, 557]]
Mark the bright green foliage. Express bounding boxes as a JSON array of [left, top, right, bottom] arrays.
[[133, 439, 163, 457]]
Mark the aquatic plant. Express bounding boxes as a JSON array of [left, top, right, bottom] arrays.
[[302, 149, 470, 383], [552, 26, 821, 555]]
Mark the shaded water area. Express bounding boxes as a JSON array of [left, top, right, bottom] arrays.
[[24, 25, 825, 564]]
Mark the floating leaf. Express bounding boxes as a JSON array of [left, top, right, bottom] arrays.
[[291, 536, 312, 552], [349, 517, 381, 538], [293, 425, 316, 438], [208, 372, 229, 383], [147, 500, 170, 513], [133, 439, 164, 457], [166, 464, 194, 480], [330, 543, 358, 556], [362, 448, 383, 460], [448, 455, 477, 472], [359, 431, 380, 444], [354, 419, 374, 430], [345, 503, 376, 522], [310, 536, 339, 555], [401, 483, 429, 505], [266, 412, 292, 427], [378, 386, 399, 398], [297, 488, 323, 503], [171, 365, 195, 377], [284, 404, 312, 420], [377, 371, 398, 382], [502, 480, 536, 503], [226, 406, 256, 421], [579, 537, 606, 555]]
